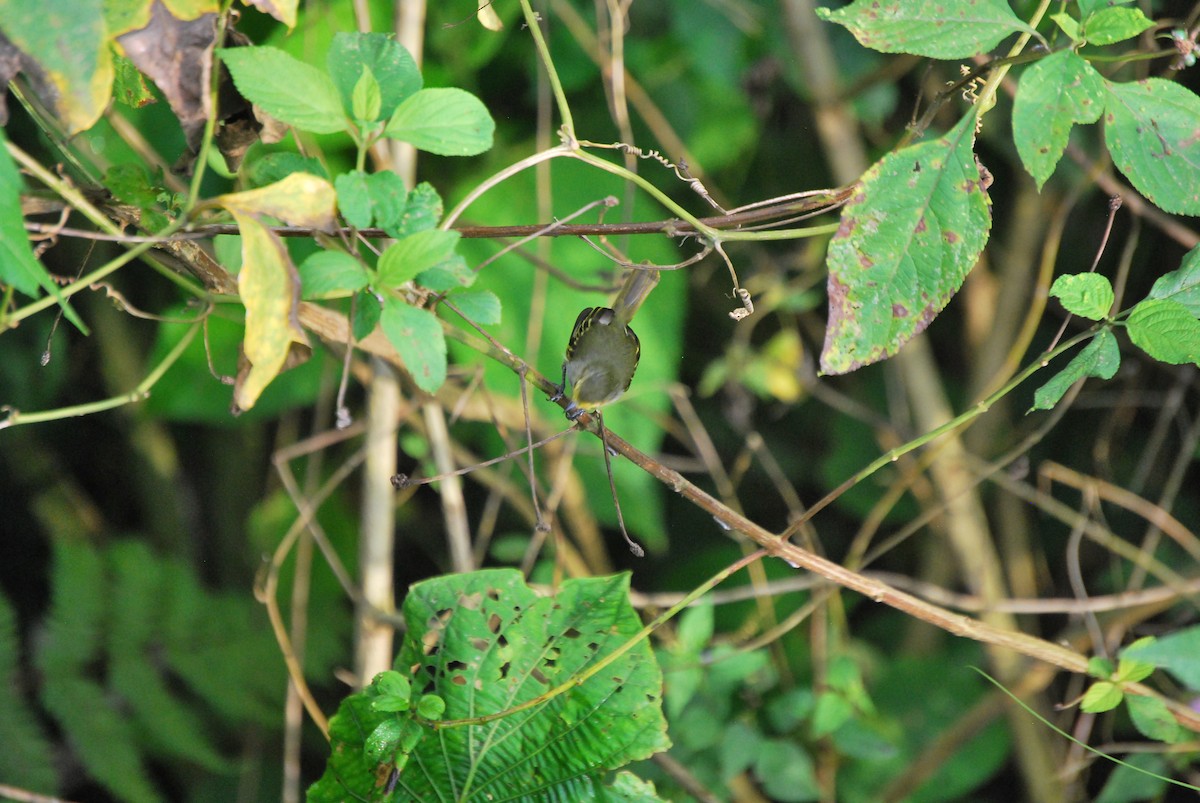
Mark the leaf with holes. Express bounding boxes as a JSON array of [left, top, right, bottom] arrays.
[[307, 570, 669, 801], [821, 113, 992, 374]]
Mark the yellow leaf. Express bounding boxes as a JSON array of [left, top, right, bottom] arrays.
[[239, 0, 297, 28], [161, 0, 220, 21], [219, 173, 336, 230], [231, 210, 308, 411], [477, 1, 503, 30]]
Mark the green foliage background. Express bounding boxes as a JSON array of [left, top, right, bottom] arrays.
[[3, 1, 1200, 801]]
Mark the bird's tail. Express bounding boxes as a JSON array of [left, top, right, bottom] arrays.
[[611, 267, 660, 325]]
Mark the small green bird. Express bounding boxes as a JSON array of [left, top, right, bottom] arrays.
[[557, 268, 660, 420]]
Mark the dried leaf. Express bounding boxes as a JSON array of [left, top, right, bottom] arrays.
[[229, 210, 309, 412], [218, 173, 337, 231]]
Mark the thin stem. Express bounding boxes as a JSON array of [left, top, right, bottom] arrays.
[[518, 0, 576, 140], [1, 321, 202, 428]]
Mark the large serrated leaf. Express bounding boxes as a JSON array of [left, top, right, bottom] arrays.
[[821, 114, 992, 374], [384, 87, 495, 156], [1082, 6, 1153, 45], [1013, 50, 1105, 189], [1104, 79, 1200, 215], [307, 570, 669, 802], [1124, 298, 1200, 366], [815, 0, 1032, 59]]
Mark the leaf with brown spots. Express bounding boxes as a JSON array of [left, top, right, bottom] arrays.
[[821, 113, 992, 374]]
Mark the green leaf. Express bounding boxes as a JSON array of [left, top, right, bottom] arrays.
[[42, 676, 163, 803], [415, 694, 445, 720], [385, 181, 442, 238], [1013, 50, 1105, 189], [1125, 299, 1200, 366], [1083, 7, 1153, 45], [370, 694, 411, 713], [307, 570, 669, 801], [1050, 12, 1081, 43], [1080, 680, 1123, 713], [0, 0, 113, 132], [334, 170, 373, 229], [366, 170, 409, 231], [1078, 0, 1135, 18], [812, 691, 854, 738], [1125, 694, 1187, 743], [1122, 625, 1200, 690], [1147, 244, 1200, 317], [1050, 273, 1114, 319], [447, 289, 501, 325], [380, 297, 446, 393], [350, 64, 382, 123], [1088, 656, 1116, 678], [416, 254, 474, 291], [327, 31, 422, 122], [676, 599, 714, 656], [1114, 656, 1155, 684], [1095, 753, 1169, 803], [243, 152, 329, 188], [111, 53, 155, 108], [1104, 79, 1200, 215], [820, 113, 992, 374], [1030, 329, 1120, 411], [384, 87, 495, 156], [377, 229, 461, 288], [0, 593, 56, 791], [0, 127, 86, 330], [352, 290, 382, 341], [298, 250, 369, 299], [364, 717, 404, 763], [755, 739, 819, 802], [217, 46, 347, 134], [372, 670, 411, 699], [719, 721, 763, 782], [815, 0, 1032, 59]]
